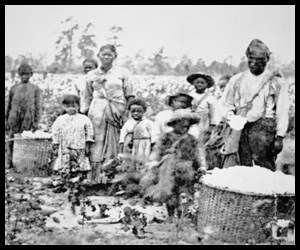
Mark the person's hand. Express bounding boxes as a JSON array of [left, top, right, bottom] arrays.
[[146, 161, 159, 170], [197, 166, 207, 176], [5, 120, 10, 131], [85, 142, 92, 156], [52, 144, 59, 157], [31, 123, 38, 133], [273, 136, 284, 155]]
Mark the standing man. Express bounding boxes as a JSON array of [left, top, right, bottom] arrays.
[[219, 39, 290, 171]]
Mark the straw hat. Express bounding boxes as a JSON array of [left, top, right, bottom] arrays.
[[166, 109, 200, 127], [186, 72, 215, 88]]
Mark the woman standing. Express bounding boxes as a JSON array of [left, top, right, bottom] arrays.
[[82, 44, 134, 184]]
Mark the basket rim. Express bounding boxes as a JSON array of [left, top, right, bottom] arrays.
[[199, 180, 295, 198]]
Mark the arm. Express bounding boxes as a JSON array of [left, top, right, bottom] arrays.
[[122, 69, 135, 102], [32, 86, 42, 132], [275, 79, 290, 138], [5, 86, 14, 126], [208, 95, 218, 128], [51, 118, 61, 156], [82, 79, 93, 115]]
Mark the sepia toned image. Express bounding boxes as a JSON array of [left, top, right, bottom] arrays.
[[5, 5, 295, 245]]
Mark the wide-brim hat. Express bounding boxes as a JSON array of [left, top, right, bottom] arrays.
[[186, 72, 215, 88], [166, 108, 200, 127], [166, 92, 194, 107]]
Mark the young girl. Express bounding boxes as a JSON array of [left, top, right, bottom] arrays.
[[187, 73, 218, 170], [51, 95, 94, 179], [141, 109, 206, 218], [119, 98, 155, 169], [5, 64, 41, 169]]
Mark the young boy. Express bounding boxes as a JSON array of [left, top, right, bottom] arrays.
[[5, 64, 41, 169], [141, 109, 206, 218]]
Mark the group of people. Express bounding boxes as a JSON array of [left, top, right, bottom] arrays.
[[5, 39, 290, 218]]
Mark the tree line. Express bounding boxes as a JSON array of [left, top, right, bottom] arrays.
[[5, 16, 295, 78]]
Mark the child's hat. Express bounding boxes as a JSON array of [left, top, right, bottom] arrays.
[[166, 92, 194, 107], [167, 108, 200, 127], [186, 72, 215, 88]]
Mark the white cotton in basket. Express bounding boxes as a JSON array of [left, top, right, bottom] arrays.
[[21, 130, 52, 139], [202, 166, 295, 195], [227, 115, 248, 131]]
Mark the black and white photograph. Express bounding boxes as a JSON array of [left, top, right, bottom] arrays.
[[5, 5, 295, 245]]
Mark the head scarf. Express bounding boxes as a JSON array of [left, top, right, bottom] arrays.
[[245, 39, 272, 59]]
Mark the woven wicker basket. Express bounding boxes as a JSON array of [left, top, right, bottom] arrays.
[[12, 135, 52, 177], [197, 181, 295, 243]]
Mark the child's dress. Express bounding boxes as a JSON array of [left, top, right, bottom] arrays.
[[120, 117, 154, 170], [51, 113, 94, 173]]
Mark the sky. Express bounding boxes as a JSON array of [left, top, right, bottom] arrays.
[[5, 5, 295, 66]]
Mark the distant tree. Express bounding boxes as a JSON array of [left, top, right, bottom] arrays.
[[173, 55, 193, 75], [106, 26, 123, 48], [147, 47, 172, 75], [5, 55, 14, 72], [77, 22, 97, 60], [237, 56, 248, 72], [54, 17, 79, 72], [191, 58, 208, 73]]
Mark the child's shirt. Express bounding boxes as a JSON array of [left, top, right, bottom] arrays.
[[120, 117, 155, 144], [51, 113, 94, 150]]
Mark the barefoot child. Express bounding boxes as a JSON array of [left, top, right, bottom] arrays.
[[115, 98, 155, 197], [51, 95, 94, 180], [5, 64, 41, 169], [141, 109, 206, 218]]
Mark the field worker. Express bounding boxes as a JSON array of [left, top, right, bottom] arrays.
[[205, 74, 234, 169], [82, 44, 135, 185], [186, 72, 218, 170], [140, 109, 206, 219], [219, 39, 290, 171], [5, 64, 41, 169], [69, 59, 98, 113], [152, 92, 194, 142], [51, 95, 94, 181]]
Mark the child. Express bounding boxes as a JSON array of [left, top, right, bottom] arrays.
[[51, 95, 94, 180], [152, 92, 194, 142], [5, 64, 41, 169], [115, 98, 155, 198], [141, 109, 206, 219], [119, 98, 155, 169]]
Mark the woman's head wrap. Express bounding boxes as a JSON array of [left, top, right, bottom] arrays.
[[245, 39, 272, 59], [186, 72, 215, 88], [98, 44, 118, 58]]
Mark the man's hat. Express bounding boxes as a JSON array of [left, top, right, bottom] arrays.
[[166, 108, 200, 127]]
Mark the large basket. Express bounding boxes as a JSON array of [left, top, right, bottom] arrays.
[[197, 181, 295, 243], [12, 136, 52, 177]]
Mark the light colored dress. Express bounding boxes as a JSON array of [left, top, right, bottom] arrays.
[[51, 113, 94, 173], [82, 66, 134, 183], [120, 118, 155, 169]]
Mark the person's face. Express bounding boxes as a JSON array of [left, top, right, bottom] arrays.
[[192, 77, 208, 93], [63, 102, 79, 115], [83, 61, 97, 74], [248, 55, 268, 75], [172, 119, 190, 135], [98, 49, 116, 66], [19, 71, 32, 83], [171, 96, 189, 111], [130, 104, 145, 121]]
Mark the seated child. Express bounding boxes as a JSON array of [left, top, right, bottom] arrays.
[[140, 109, 206, 218], [51, 95, 94, 180]]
